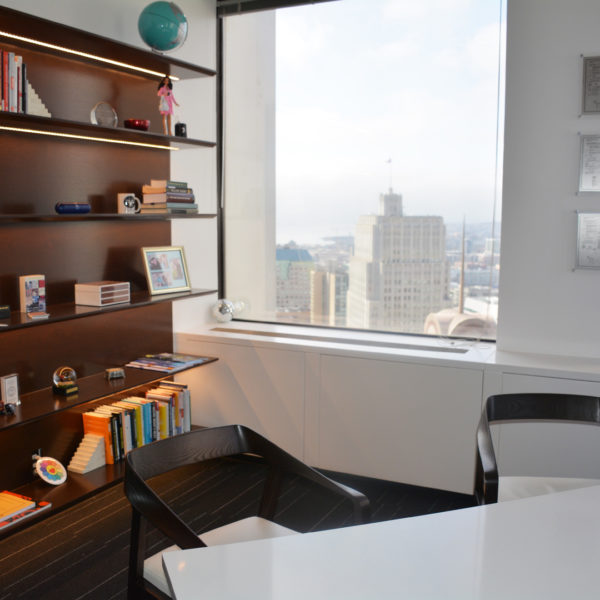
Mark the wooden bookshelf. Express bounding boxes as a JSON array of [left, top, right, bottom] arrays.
[[0, 4, 218, 531]]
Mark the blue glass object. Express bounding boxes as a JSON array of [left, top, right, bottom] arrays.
[[55, 202, 91, 214], [138, 2, 188, 53]]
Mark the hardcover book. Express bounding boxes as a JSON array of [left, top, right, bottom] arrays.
[[19, 274, 46, 313]]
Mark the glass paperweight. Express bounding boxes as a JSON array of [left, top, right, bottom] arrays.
[[52, 366, 79, 396], [212, 299, 234, 323]]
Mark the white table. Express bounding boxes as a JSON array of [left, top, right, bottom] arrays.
[[162, 485, 600, 599]]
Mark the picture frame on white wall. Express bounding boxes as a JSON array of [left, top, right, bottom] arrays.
[[578, 135, 600, 192], [575, 211, 600, 269], [582, 56, 600, 115]]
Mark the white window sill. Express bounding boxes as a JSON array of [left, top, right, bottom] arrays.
[[177, 321, 600, 382]]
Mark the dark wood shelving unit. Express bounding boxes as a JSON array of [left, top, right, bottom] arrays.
[[0, 288, 216, 333], [0, 362, 216, 538], [0, 4, 219, 532]]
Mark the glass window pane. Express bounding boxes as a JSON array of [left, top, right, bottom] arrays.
[[224, 0, 505, 340]]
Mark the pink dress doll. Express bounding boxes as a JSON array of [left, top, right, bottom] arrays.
[[157, 76, 179, 136]]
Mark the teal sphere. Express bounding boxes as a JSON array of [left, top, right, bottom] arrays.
[[138, 2, 188, 53]]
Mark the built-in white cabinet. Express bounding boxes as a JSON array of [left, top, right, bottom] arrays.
[[313, 355, 482, 494], [178, 334, 484, 494]]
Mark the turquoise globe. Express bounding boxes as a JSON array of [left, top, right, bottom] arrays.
[[138, 2, 188, 53]]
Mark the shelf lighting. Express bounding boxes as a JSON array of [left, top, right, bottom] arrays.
[[0, 30, 180, 81], [0, 125, 178, 150]]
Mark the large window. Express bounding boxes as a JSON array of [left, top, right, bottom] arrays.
[[223, 0, 505, 339]]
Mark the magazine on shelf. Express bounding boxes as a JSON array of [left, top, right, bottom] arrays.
[[125, 353, 211, 373], [0, 491, 52, 532]]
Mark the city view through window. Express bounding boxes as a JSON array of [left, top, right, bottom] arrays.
[[225, 0, 505, 340]]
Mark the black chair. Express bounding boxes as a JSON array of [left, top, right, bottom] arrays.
[[124, 424, 371, 599], [475, 393, 600, 505]]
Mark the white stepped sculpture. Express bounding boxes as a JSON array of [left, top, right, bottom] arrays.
[[26, 81, 51, 117], [68, 433, 106, 474]]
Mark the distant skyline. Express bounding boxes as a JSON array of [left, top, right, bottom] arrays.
[[275, 0, 506, 245]]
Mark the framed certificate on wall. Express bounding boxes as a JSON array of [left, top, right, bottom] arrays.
[[582, 56, 600, 114], [576, 211, 600, 269], [578, 135, 600, 192]]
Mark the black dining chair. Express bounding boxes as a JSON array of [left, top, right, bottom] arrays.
[[475, 393, 600, 505], [124, 424, 371, 599]]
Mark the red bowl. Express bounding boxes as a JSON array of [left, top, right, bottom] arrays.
[[124, 118, 150, 131]]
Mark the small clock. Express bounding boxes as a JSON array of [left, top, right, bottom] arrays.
[[90, 101, 118, 128]]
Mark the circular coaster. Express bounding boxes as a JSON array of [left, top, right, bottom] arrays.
[[35, 456, 67, 486]]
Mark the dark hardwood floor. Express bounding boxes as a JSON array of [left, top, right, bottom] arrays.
[[0, 457, 476, 600]]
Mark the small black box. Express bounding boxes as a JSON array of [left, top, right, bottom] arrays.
[[0, 305, 10, 319]]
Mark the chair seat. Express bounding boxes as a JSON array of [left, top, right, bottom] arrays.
[[498, 476, 600, 502], [145, 516, 298, 596]]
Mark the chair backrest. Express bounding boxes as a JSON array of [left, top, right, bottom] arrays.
[[124, 424, 370, 597], [475, 393, 600, 505]]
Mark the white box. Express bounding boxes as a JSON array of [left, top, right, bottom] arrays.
[[75, 281, 130, 306]]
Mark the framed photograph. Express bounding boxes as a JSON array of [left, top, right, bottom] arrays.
[[141, 246, 191, 295], [575, 211, 600, 269], [582, 56, 600, 114], [578, 135, 600, 192]]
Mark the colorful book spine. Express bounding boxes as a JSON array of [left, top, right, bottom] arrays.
[[82, 412, 115, 464], [3, 51, 9, 112]]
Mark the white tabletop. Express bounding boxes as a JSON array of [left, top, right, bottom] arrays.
[[162, 485, 600, 599]]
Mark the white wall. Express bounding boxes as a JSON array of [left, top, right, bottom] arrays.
[[497, 0, 600, 359]]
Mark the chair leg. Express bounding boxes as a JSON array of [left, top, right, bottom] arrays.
[[128, 509, 149, 599]]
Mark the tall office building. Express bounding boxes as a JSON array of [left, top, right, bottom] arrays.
[[346, 189, 448, 333], [310, 268, 349, 326], [276, 246, 314, 313]]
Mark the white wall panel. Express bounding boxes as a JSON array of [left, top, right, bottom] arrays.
[[316, 355, 483, 494], [176, 340, 305, 459]]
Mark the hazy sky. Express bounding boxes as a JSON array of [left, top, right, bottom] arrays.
[[275, 0, 505, 244]]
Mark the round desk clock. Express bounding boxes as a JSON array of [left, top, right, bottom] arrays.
[[34, 456, 67, 486]]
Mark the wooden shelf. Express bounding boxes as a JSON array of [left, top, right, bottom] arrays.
[[0, 5, 216, 81], [0, 111, 216, 150], [0, 361, 216, 432], [0, 288, 217, 333], [0, 213, 217, 223]]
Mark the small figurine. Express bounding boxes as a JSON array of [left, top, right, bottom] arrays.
[[157, 76, 179, 136]]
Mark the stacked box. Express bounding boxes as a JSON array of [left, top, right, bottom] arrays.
[[75, 281, 130, 307]]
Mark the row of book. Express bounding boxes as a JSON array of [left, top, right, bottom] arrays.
[[0, 490, 51, 532], [1, 49, 28, 113], [140, 179, 198, 214], [82, 380, 191, 465]]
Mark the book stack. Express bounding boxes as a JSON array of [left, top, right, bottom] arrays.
[[81, 381, 192, 463], [0, 490, 52, 532], [140, 179, 198, 215], [0, 49, 27, 113]]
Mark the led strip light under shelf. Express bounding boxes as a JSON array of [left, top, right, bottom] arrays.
[[0, 30, 180, 80], [0, 125, 178, 150]]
